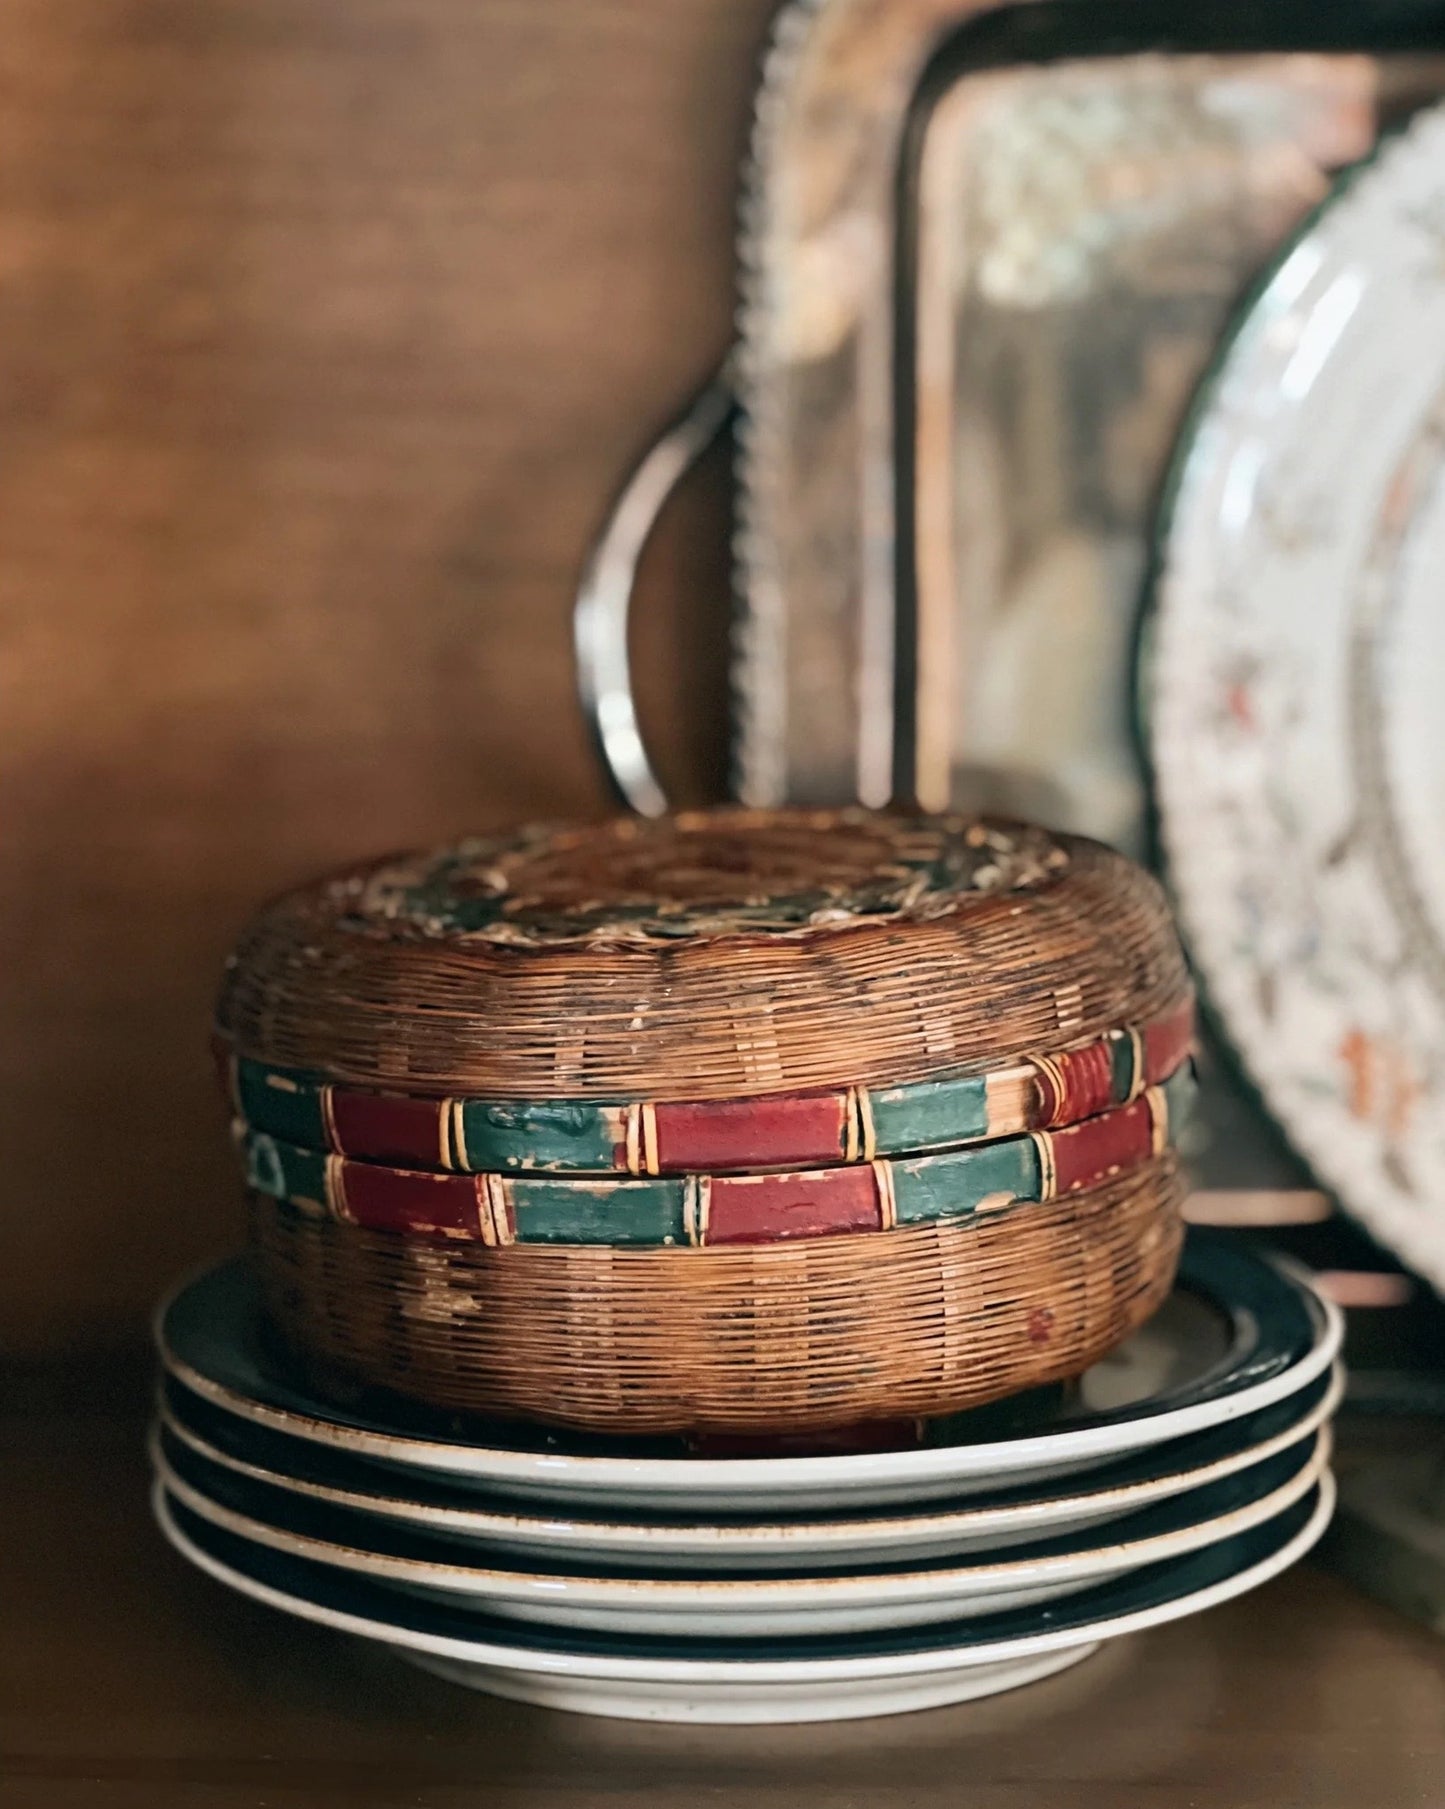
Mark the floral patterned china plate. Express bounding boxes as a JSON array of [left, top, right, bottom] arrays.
[[1148, 104, 1445, 1288]]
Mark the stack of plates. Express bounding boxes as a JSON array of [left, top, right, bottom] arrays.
[[151, 1229, 1342, 1724]]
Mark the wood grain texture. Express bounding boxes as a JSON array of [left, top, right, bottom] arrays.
[[4, 1405, 1445, 1807], [0, 0, 762, 1352]]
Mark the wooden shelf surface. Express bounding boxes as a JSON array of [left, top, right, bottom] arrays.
[[5, 1400, 1445, 1808]]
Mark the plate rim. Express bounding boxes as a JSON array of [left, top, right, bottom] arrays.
[[149, 1428, 1328, 1608], [152, 1473, 1336, 1681], [155, 1364, 1342, 1554], [153, 1238, 1341, 1500]]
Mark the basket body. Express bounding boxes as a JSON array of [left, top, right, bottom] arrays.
[[224, 810, 1192, 1436], [251, 1155, 1185, 1436]]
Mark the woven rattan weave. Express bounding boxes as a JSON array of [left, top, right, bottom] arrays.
[[251, 1155, 1184, 1436], [216, 810, 1190, 1101], [220, 995, 1194, 1177]]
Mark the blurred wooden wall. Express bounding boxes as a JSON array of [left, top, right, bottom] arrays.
[[1, 0, 772, 1357]]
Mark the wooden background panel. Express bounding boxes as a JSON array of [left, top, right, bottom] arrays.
[[0, 0, 767, 1355]]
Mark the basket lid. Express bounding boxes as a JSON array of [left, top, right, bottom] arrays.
[[216, 808, 1187, 1098]]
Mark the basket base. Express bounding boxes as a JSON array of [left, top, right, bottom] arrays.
[[253, 1156, 1183, 1438]]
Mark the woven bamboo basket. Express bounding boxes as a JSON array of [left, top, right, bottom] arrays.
[[224, 993, 1195, 1179], [250, 1154, 1185, 1436], [216, 810, 1191, 1102]]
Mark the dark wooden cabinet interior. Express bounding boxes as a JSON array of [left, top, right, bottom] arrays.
[[4, 8, 1443, 1800], [0, 0, 758, 1361]]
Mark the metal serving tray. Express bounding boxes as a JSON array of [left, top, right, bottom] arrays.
[[578, 1, 1445, 836], [738, 3, 1445, 833], [573, 1, 1445, 1200]]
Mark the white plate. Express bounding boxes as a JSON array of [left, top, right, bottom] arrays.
[[159, 1366, 1341, 1572], [151, 1431, 1327, 1638], [1149, 103, 1445, 1290], [156, 1235, 1341, 1511], [411, 1641, 1098, 1723], [153, 1476, 1335, 1722]]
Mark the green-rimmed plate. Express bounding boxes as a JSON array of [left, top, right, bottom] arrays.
[[155, 1231, 1341, 1512], [153, 1478, 1334, 1722], [150, 1426, 1327, 1639], [157, 1364, 1340, 1572]]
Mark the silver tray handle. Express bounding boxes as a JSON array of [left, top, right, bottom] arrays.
[[574, 367, 737, 815]]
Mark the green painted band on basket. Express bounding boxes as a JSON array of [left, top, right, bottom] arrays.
[[220, 993, 1195, 1179], [239, 1065, 1195, 1249]]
